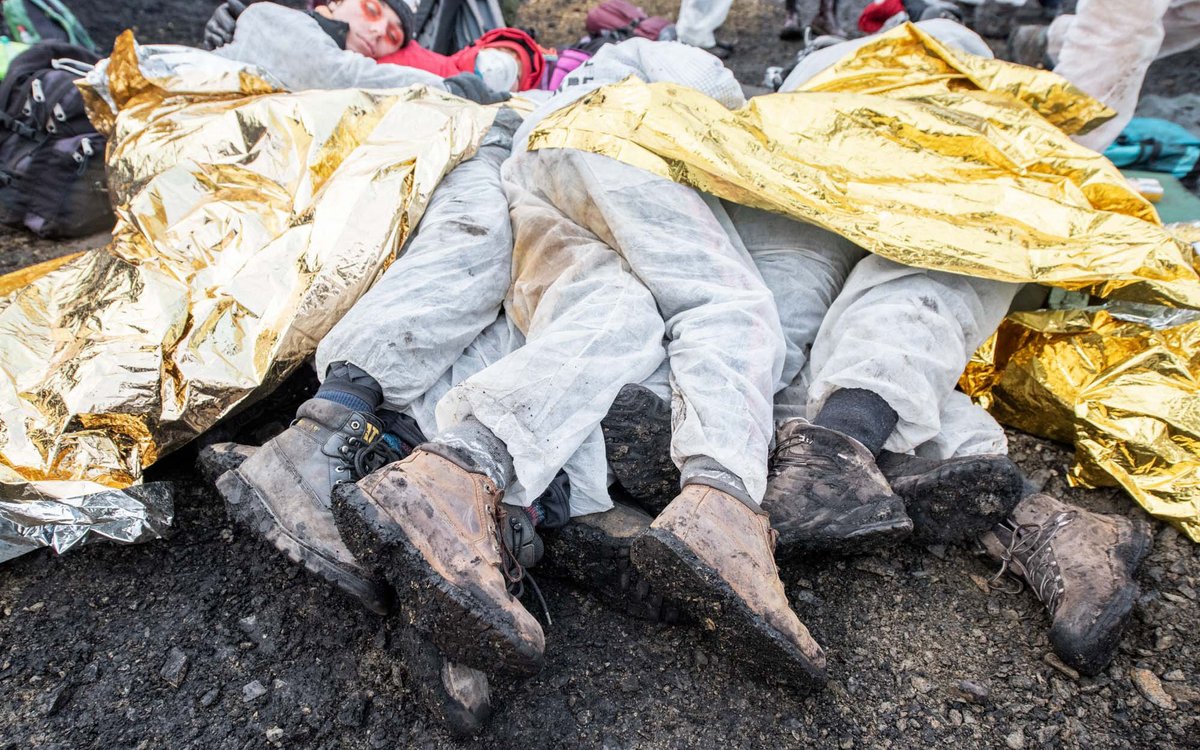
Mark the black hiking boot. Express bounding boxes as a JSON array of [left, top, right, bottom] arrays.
[[877, 451, 1023, 545], [762, 420, 912, 560], [602, 384, 679, 515], [215, 398, 400, 614], [982, 493, 1153, 676], [541, 500, 688, 623]]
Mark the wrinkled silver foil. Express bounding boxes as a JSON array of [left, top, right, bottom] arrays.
[[0, 483, 174, 563]]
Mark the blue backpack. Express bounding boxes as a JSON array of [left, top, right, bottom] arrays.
[[1104, 117, 1200, 182]]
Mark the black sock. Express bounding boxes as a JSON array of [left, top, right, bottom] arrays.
[[814, 388, 898, 457], [317, 360, 384, 413]]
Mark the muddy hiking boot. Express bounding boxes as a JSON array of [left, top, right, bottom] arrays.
[[876, 451, 1023, 545], [332, 445, 546, 676], [602, 384, 679, 515], [762, 420, 912, 559], [541, 500, 688, 623], [632, 484, 827, 690], [982, 493, 1153, 676], [216, 398, 402, 614]]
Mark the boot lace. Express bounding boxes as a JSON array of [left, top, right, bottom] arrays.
[[330, 433, 403, 483], [768, 432, 842, 479], [989, 510, 1074, 613], [492, 503, 552, 626]]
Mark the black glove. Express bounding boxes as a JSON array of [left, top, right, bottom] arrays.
[[443, 73, 511, 105], [203, 0, 249, 50]]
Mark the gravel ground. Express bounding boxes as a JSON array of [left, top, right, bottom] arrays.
[[2, 1, 1200, 748]]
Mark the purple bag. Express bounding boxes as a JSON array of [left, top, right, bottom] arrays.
[[544, 47, 592, 90]]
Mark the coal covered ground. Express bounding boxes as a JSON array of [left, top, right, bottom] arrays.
[[3, 1, 1200, 748]]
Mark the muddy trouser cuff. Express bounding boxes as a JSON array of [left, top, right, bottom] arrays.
[[431, 416, 517, 491], [680, 456, 762, 514]]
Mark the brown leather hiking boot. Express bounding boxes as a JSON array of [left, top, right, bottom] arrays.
[[982, 493, 1153, 676], [331, 445, 545, 676], [215, 398, 399, 614], [763, 420, 912, 559], [631, 484, 827, 690], [541, 500, 688, 623]]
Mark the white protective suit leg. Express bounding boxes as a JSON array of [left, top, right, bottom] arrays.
[[1045, 0, 1181, 152], [440, 149, 785, 505], [315, 117, 516, 411], [408, 314, 619, 516], [435, 157, 667, 508], [805, 255, 1022, 455], [676, 0, 734, 48], [717, 202, 867, 421]]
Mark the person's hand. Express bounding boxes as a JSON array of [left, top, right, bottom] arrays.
[[443, 73, 512, 105], [203, 0, 250, 50]]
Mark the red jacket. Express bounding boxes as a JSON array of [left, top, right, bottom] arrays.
[[378, 28, 547, 91]]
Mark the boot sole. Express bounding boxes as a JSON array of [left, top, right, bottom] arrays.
[[891, 457, 1023, 545], [776, 510, 913, 561], [331, 481, 544, 677], [631, 528, 827, 691], [1052, 519, 1154, 677], [541, 520, 691, 624], [602, 384, 679, 516], [217, 467, 392, 615]]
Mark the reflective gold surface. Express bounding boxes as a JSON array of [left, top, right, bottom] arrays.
[[0, 33, 494, 544], [530, 23, 1200, 308]]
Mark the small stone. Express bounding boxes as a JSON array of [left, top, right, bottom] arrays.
[[1163, 682, 1200, 704], [949, 709, 963, 726], [199, 688, 220, 707], [1131, 668, 1176, 710], [1163, 670, 1185, 682], [160, 647, 188, 688], [576, 709, 593, 726], [618, 674, 639, 693], [41, 684, 70, 716], [911, 676, 933, 694], [1005, 728, 1026, 750], [80, 662, 100, 683], [26, 601, 45, 613], [951, 679, 990, 704], [968, 574, 991, 594], [1043, 652, 1080, 681], [266, 726, 284, 743], [337, 694, 368, 727], [242, 680, 268, 703], [926, 544, 947, 560]]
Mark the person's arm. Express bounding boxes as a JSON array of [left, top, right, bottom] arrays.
[[213, 3, 448, 92]]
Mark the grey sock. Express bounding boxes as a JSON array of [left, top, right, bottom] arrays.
[[431, 417, 517, 490], [679, 456, 760, 512]]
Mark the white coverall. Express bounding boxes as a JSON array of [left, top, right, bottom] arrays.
[[676, 0, 734, 49], [436, 39, 786, 508], [773, 19, 1018, 459], [1046, 0, 1200, 152]]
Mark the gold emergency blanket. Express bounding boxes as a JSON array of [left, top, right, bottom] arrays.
[[0, 34, 494, 560], [528, 23, 1200, 309], [961, 301, 1200, 541]]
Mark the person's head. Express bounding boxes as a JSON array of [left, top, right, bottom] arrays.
[[315, 0, 412, 58]]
